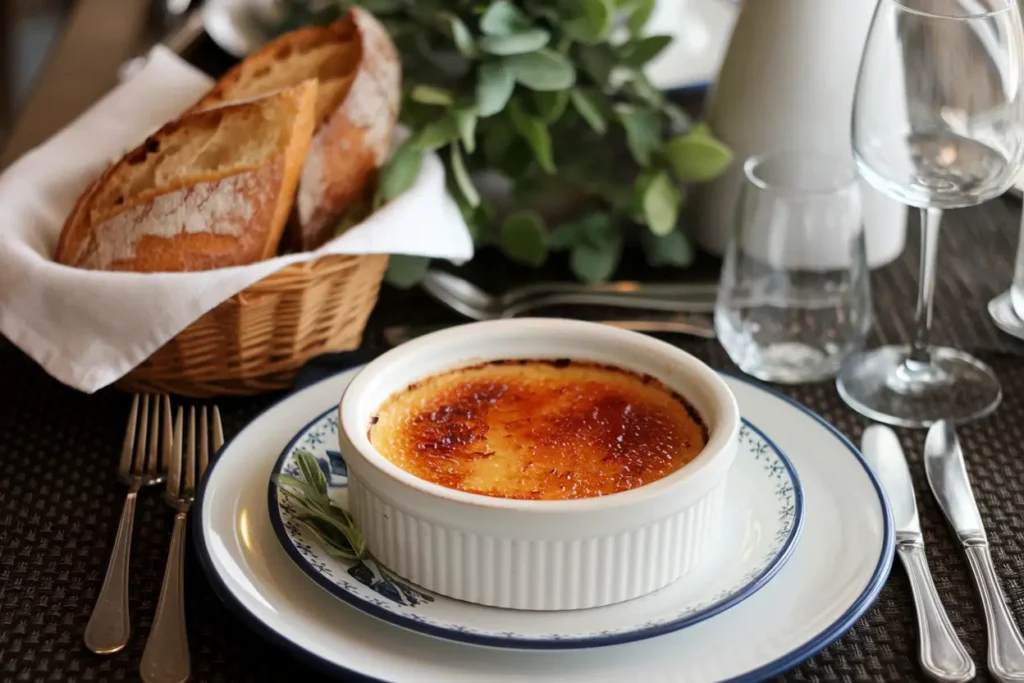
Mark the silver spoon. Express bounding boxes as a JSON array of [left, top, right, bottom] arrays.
[[421, 270, 719, 321], [202, 0, 284, 58]]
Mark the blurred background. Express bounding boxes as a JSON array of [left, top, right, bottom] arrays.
[[1, 0, 72, 147], [0, 0, 171, 166]]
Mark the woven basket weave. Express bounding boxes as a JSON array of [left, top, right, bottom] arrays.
[[117, 253, 388, 398]]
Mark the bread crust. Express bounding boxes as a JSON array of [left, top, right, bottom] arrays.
[[191, 8, 401, 252], [54, 81, 318, 272]]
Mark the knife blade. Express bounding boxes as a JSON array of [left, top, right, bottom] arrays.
[[862, 425, 974, 682], [925, 421, 1024, 682], [382, 318, 717, 348]]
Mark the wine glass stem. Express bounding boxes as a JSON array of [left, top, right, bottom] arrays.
[[910, 207, 942, 366]]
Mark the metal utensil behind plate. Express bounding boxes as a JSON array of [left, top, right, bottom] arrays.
[[383, 318, 716, 347], [861, 425, 974, 682], [925, 421, 1024, 682]]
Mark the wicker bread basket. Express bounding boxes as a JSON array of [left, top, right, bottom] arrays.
[[116, 253, 388, 398]]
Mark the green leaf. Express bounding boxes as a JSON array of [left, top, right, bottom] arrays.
[[280, 491, 335, 523], [454, 106, 479, 153], [663, 102, 691, 131], [690, 121, 713, 137], [450, 143, 480, 207], [641, 229, 694, 267], [615, 104, 660, 167], [577, 44, 615, 85], [532, 90, 569, 123], [624, 72, 665, 108], [665, 131, 734, 182], [564, 0, 615, 44], [411, 117, 458, 151], [358, 0, 403, 13], [481, 119, 516, 166], [385, 255, 431, 288], [294, 449, 329, 499], [506, 49, 576, 91], [479, 29, 551, 55], [642, 171, 681, 235], [620, 35, 673, 68], [509, 100, 556, 173], [476, 61, 516, 117], [499, 211, 548, 267], [443, 13, 477, 59], [625, 0, 655, 36], [409, 85, 454, 106], [274, 474, 323, 502], [298, 517, 361, 561], [480, 0, 530, 35], [378, 143, 425, 202], [569, 88, 606, 134], [570, 235, 622, 283], [549, 213, 613, 250]]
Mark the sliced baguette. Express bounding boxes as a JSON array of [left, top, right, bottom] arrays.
[[189, 8, 401, 252], [55, 80, 319, 272]]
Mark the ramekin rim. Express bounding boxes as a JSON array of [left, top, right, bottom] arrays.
[[338, 318, 740, 512]]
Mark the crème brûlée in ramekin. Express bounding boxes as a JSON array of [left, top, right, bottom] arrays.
[[338, 318, 740, 611], [367, 359, 709, 501]]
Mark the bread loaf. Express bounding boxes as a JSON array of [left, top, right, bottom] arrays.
[[189, 8, 401, 252], [55, 80, 319, 272]]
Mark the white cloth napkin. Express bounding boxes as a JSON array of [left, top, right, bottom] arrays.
[[0, 46, 474, 394]]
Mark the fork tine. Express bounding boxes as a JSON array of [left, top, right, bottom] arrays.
[[133, 395, 150, 476], [161, 394, 172, 473], [185, 406, 196, 495], [199, 406, 209, 479], [167, 408, 183, 498], [211, 405, 224, 452], [119, 394, 140, 477], [145, 393, 161, 475]]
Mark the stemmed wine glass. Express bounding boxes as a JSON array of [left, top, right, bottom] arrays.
[[837, 0, 1024, 427]]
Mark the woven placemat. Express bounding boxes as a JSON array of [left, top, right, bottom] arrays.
[[2, 200, 1024, 682]]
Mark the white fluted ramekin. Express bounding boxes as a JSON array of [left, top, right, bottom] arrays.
[[338, 318, 739, 611]]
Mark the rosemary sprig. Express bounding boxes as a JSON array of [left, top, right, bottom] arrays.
[[276, 449, 437, 608], [274, 448, 368, 562]]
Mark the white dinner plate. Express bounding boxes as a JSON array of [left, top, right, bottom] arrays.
[[195, 368, 894, 682], [267, 408, 802, 649]]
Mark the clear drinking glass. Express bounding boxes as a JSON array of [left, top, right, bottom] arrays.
[[838, 0, 1024, 427], [715, 151, 873, 384]]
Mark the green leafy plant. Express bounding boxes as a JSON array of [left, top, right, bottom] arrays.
[[276, 0, 733, 284]]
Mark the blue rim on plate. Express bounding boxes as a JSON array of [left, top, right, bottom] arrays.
[[193, 369, 894, 683], [264, 408, 804, 650]]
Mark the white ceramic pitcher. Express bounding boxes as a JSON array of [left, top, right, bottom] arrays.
[[694, 0, 908, 269]]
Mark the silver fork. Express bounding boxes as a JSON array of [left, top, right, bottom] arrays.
[[141, 405, 223, 683], [84, 394, 171, 654], [421, 269, 721, 321]]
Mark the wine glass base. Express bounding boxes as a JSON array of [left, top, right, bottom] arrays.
[[836, 345, 1001, 428]]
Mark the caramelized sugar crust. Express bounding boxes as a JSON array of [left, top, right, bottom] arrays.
[[367, 360, 709, 501]]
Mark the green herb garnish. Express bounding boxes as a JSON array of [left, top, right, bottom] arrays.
[[274, 448, 368, 561]]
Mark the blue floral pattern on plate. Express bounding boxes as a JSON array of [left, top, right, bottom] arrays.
[[268, 407, 803, 650]]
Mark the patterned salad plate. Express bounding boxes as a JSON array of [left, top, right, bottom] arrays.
[[195, 367, 894, 683], [266, 409, 802, 649]]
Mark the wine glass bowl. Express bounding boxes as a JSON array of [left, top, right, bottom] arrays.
[[837, 0, 1024, 427]]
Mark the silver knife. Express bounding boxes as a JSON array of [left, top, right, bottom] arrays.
[[925, 420, 1024, 682], [862, 425, 975, 682], [382, 318, 717, 348]]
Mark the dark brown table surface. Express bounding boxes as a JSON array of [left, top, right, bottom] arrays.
[[6, 17, 1024, 683]]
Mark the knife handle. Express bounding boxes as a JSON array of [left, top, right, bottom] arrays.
[[963, 538, 1024, 682], [898, 540, 976, 682]]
